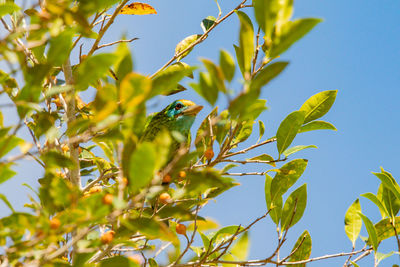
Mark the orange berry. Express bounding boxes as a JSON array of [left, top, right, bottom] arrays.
[[162, 174, 172, 183], [78, 146, 83, 154], [159, 192, 172, 205], [50, 217, 61, 230], [175, 223, 187, 235], [53, 97, 63, 108], [102, 194, 114, 205], [80, 54, 87, 61], [89, 185, 102, 194], [61, 256, 69, 262], [122, 177, 129, 186], [61, 144, 69, 153], [178, 171, 186, 178], [100, 230, 115, 244], [204, 148, 214, 160]]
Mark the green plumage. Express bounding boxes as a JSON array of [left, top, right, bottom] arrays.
[[141, 99, 203, 157]]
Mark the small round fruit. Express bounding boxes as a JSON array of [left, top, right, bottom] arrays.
[[122, 177, 129, 186], [100, 230, 115, 244], [102, 194, 114, 205], [178, 171, 186, 178], [162, 174, 172, 183], [175, 223, 187, 235], [159, 192, 172, 204], [61, 144, 69, 153], [204, 149, 214, 160], [50, 217, 61, 230]]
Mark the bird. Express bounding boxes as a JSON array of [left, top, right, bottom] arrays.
[[141, 99, 203, 153]]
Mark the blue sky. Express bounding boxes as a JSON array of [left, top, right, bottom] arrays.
[[1, 0, 400, 265]]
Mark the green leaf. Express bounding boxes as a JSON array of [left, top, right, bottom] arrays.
[[281, 184, 307, 230], [276, 110, 306, 156], [374, 217, 400, 243], [358, 212, 378, 251], [222, 232, 249, 263], [250, 61, 289, 92], [258, 120, 265, 142], [283, 145, 317, 157], [298, 120, 337, 133], [382, 185, 400, 219], [288, 230, 312, 266], [219, 50, 235, 82], [0, 2, 20, 18], [249, 154, 275, 167], [299, 90, 337, 124], [153, 63, 193, 97], [210, 225, 244, 244], [190, 72, 218, 106], [128, 142, 156, 192], [270, 18, 322, 58], [47, 30, 74, 66], [350, 261, 360, 267], [99, 256, 139, 267], [253, 0, 280, 41], [175, 34, 202, 61], [0, 163, 16, 184], [122, 217, 178, 244], [0, 193, 14, 212], [201, 58, 226, 93], [373, 171, 400, 202], [41, 150, 74, 169], [361, 192, 388, 219], [148, 258, 158, 267], [344, 199, 362, 247], [265, 174, 282, 225], [201, 16, 216, 32], [119, 72, 151, 108], [234, 44, 244, 77], [114, 39, 134, 81], [376, 251, 399, 265], [270, 159, 308, 201], [236, 11, 254, 76], [75, 53, 117, 91], [0, 135, 23, 158]]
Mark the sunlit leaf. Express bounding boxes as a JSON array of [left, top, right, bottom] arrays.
[[358, 212, 378, 251], [100, 255, 139, 267], [201, 58, 226, 93], [219, 50, 235, 82], [281, 184, 307, 230], [175, 34, 201, 61], [0, 2, 20, 18], [0, 163, 16, 185], [344, 199, 362, 247], [276, 110, 305, 157], [299, 90, 337, 124], [374, 216, 400, 243], [0, 193, 14, 212], [201, 16, 216, 33], [361, 192, 388, 219], [298, 120, 337, 133], [128, 142, 156, 192], [283, 145, 317, 157], [270, 159, 308, 201], [288, 230, 312, 266], [258, 120, 265, 142], [250, 61, 288, 92], [265, 174, 282, 225], [120, 2, 157, 15], [269, 18, 322, 58], [236, 11, 254, 77]]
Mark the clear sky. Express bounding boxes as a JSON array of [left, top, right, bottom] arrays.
[[1, 0, 400, 265]]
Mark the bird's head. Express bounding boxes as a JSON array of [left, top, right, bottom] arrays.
[[165, 99, 203, 119]]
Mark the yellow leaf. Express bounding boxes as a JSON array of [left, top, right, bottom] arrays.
[[120, 2, 157, 15]]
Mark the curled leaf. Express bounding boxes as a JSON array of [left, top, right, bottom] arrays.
[[120, 2, 157, 15]]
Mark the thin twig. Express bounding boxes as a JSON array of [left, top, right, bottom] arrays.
[[97, 38, 138, 49], [87, 0, 129, 57], [223, 137, 277, 158]]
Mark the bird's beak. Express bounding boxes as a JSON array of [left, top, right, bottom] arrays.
[[182, 105, 203, 116]]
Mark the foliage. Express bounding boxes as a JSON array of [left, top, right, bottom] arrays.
[[0, 0, 398, 266]]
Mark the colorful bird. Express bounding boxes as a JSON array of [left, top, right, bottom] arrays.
[[141, 99, 203, 153]]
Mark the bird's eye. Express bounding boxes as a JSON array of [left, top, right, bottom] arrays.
[[175, 103, 183, 110]]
